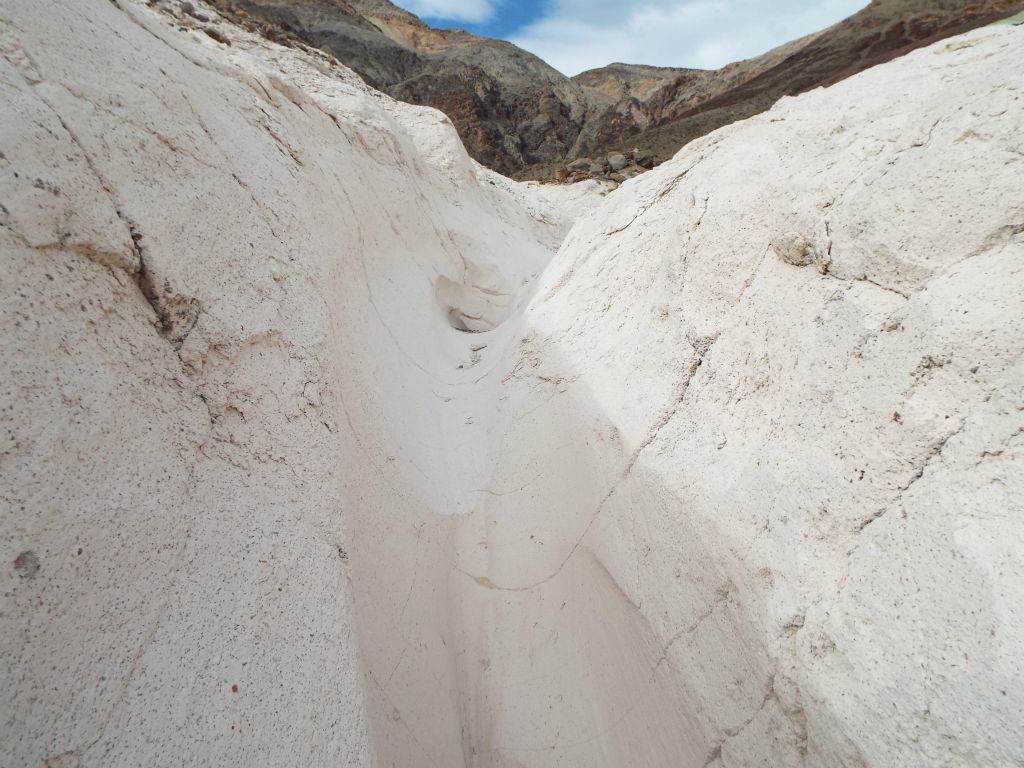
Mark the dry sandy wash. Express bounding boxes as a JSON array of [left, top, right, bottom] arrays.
[[1, 1, 1023, 766]]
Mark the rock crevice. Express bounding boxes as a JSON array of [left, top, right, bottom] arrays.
[[1, 3, 1022, 768]]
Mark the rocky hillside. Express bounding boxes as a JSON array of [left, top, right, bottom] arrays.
[[209, 0, 592, 175], [581, 0, 1024, 164], [208, 0, 1021, 181], [3, 0, 1023, 766]]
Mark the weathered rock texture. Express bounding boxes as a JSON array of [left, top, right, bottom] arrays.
[[0, 0, 581, 763], [2, 2, 1023, 768]]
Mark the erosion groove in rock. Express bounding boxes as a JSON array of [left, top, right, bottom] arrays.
[[1, 2, 1022, 767]]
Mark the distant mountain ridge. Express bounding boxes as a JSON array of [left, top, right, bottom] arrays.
[[212, 0, 1024, 179], [580, 0, 1024, 168], [212, 0, 593, 174]]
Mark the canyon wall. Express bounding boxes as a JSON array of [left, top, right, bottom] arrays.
[[0, 0, 580, 763], [1, 2, 1022, 767]]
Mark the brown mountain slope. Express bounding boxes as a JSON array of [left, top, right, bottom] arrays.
[[210, 0, 592, 174], [208, 0, 1022, 179], [573, 0, 1024, 166]]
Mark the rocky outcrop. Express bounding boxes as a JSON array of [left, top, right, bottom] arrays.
[[2, 2, 1022, 768]]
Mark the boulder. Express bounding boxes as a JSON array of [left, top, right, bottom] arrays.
[[633, 148, 655, 168]]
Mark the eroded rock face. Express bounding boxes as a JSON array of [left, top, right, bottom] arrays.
[[447, 19, 1024, 766], [0, 1, 577, 764], [1, 2, 1022, 768]]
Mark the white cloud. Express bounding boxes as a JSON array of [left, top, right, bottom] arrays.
[[398, 0, 496, 24], [509, 0, 868, 76]]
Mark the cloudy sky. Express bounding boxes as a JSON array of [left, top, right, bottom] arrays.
[[395, 0, 868, 76]]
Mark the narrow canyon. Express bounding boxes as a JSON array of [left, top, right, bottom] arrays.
[[1, 1, 1022, 767]]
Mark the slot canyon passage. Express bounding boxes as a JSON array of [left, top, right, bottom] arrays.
[[2, 1, 1023, 766]]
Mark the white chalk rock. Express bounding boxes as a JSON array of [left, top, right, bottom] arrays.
[[1, 1, 1021, 767]]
